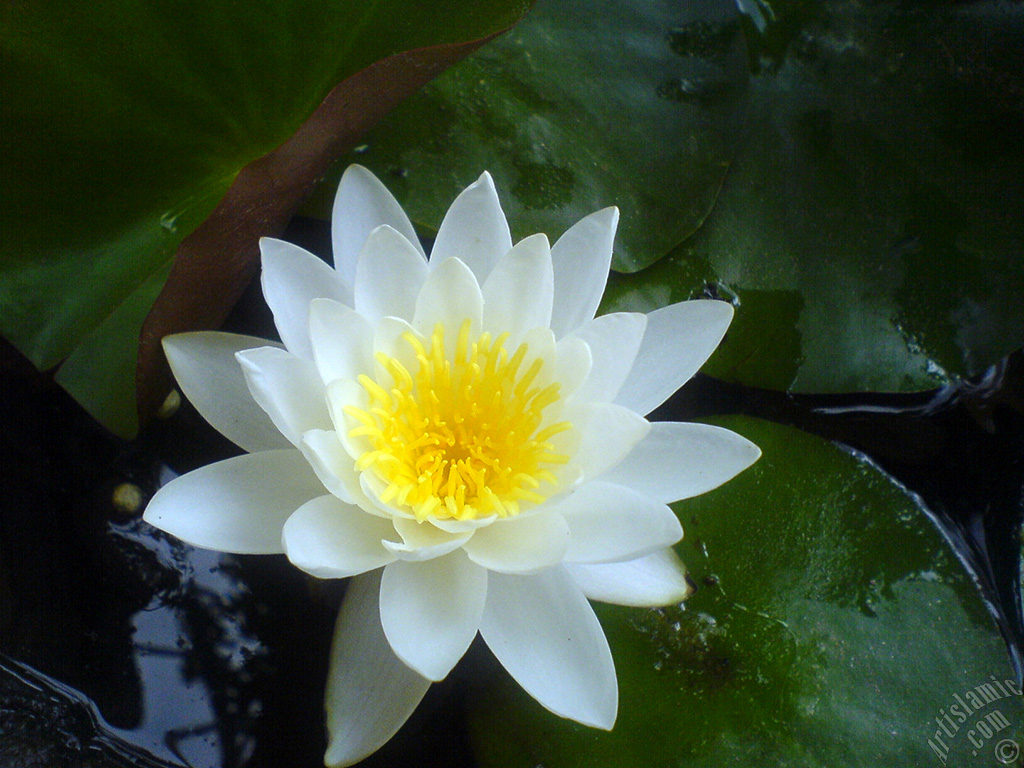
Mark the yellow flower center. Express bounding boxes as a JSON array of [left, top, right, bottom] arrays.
[[344, 320, 571, 522]]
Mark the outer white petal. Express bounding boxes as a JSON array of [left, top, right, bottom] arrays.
[[429, 172, 511, 283], [354, 225, 429, 324], [549, 207, 619, 338], [331, 164, 425, 287], [260, 237, 353, 361], [481, 233, 553, 340], [308, 299, 375, 386], [615, 299, 734, 415], [380, 553, 487, 682], [324, 571, 430, 768], [463, 512, 570, 574], [412, 257, 484, 343], [480, 568, 617, 729], [236, 347, 331, 446], [283, 495, 397, 578], [162, 332, 290, 453], [566, 549, 693, 607], [601, 421, 761, 503], [143, 449, 324, 554], [565, 313, 646, 405], [567, 402, 651, 482], [551, 481, 682, 564]]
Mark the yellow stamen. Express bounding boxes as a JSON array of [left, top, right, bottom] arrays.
[[345, 320, 571, 521]]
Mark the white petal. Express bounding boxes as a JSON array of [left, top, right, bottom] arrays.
[[567, 402, 651, 482], [480, 568, 617, 729], [549, 207, 619, 338], [260, 237, 353, 361], [463, 512, 570, 574], [566, 549, 693, 607], [236, 347, 330, 446], [331, 165, 425, 287], [380, 553, 487, 681], [383, 518, 471, 561], [615, 299, 734, 415], [552, 481, 682, 564], [412, 257, 484, 342], [143, 449, 324, 554], [308, 298, 375, 386], [324, 570, 430, 768], [481, 233, 553, 340], [601, 421, 760, 503], [162, 332, 290, 453], [553, 335, 592, 400], [565, 313, 646, 405], [299, 429, 367, 508], [430, 172, 511, 284], [354, 225, 429, 324], [282, 495, 397, 578]]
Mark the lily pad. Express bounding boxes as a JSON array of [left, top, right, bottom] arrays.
[[469, 416, 1024, 768], [602, 0, 1024, 392], [331, 0, 1024, 393], [0, 0, 529, 437], [304, 0, 750, 273]]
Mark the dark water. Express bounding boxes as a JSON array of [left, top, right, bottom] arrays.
[[2, 220, 1021, 768]]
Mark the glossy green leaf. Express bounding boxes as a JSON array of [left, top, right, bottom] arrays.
[[303, 0, 749, 273], [469, 416, 1024, 768], [0, 0, 529, 436], [327, 0, 1024, 393], [604, 0, 1024, 392]]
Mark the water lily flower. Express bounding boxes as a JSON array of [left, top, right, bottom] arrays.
[[144, 166, 760, 766]]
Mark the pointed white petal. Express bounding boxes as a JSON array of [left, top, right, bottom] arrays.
[[430, 172, 511, 283], [463, 512, 570, 574], [143, 449, 323, 554], [260, 237, 353, 361], [324, 571, 430, 768], [602, 421, 760, 502], [412, 257, 484, 341], [162, 332, 290, 453], [480, 568, 617, 729], [380, 553, 487, 681], [308, 299, 374, 386], [552, 481, 682, 564], [549, 207, 619, 338], [567, 402, 651, 482], [354, 225, 429, 324], [283, 495, 396, 578], [299, 429, 367, 508], [566, 549, 693, 607], [565, 313, 646, 405], [236, 347, 330, 446], [331, 165, 424, 287], [615, 299, 734, 415], [481, 233, 553, 340]]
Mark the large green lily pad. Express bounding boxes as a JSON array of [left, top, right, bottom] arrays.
[[0, 0, 529, 436], [469, 416, 1024, 767], [303, 0, 750, 273], [333, 0, 1024, 393]]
